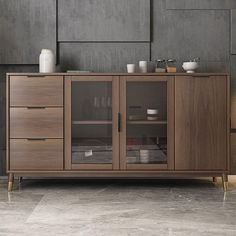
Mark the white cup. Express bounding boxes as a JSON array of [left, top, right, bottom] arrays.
[[127, 64, 135, 73], [140, 150, 149, 163], [139, 61, 148, 73]]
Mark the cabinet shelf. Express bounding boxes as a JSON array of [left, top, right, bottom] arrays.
[[72, 120, 112, 125], [127, 120, 167, 125]]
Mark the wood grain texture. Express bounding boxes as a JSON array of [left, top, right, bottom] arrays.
[[59, 43, 150, 73], [230, 55, 236, 128], [230, 134, 236, 174], [112, 77, 120, 170], [9, 76, 63, 106], [152, 0, 230, 70], [64, 76, 71, 170], [0, 0, 56, 64], [10, 108, 63, 138], [9, 170, 228, 178], [175, 76, 228, 170], [0, 81, 6, 149], [58, 0, 150, 41], [9, 139, 63, 170], [166, 0, 236, 9], [71, 164, 112, 170]]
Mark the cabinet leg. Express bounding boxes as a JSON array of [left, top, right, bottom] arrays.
[[8, 173, 14, 192], [222, 173, 228, 192], [18, 177, 23, 183], [213, 177, 217, 182]]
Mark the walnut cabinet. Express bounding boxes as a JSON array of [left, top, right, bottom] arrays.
[[6, 73, 230, 191]]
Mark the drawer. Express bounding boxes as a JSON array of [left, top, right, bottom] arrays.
[[9, 76, 63, 106], [10, 139, 63, 170], [10, 108, 63, 138]]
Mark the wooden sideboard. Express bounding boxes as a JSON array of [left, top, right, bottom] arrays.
[[6, 73, 230, 191]]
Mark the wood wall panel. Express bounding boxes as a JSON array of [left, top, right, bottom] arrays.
[[58, 0, 150, 42], [0, 0, 56, 64]]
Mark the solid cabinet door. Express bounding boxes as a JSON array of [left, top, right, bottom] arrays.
[[64, 76, 119, 170], [120, 76, 174, 170], [175, 76, 228, 170]]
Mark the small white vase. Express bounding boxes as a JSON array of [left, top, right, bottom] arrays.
[[39, 49, 55, 73]]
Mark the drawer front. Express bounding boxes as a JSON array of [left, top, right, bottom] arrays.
[[10, 139, 63, 170], [10, 108, 63, 138], [9, 76, 63, 106]]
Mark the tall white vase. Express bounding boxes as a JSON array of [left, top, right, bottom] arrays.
[[39, 49, 55, 73]]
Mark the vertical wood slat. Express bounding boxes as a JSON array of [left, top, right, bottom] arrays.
[[64, 76, 72, 170], [119, 78, 127, 170], [112, 76, 120, 170], [167, 77, 175, 170], [6, 75, 9, 173]]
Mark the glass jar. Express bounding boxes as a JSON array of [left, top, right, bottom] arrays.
[[166, 59, 177, 73], [155, 59, 166, 73]]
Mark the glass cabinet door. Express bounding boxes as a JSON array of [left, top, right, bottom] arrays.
[[120, 77, 174, 170], [65, 77, 119, 170]]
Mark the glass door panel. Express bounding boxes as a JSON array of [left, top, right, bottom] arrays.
[[126, 81, 168, 166], [72, 124, 112, 164], [72, 82, 112, 121], [71, 81, 113, 165], [127, 125, 167, 164]]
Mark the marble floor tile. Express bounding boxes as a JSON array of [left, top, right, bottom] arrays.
[[0, 177, 236, 236]]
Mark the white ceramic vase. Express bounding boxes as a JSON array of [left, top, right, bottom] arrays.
[[39, 49, 55, 73]]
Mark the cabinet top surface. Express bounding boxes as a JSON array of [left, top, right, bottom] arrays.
[[7, 72, 229, 76]]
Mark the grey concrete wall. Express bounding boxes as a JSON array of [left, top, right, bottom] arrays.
[[0, 0, 56, 64], [0, 0, 236, 175]]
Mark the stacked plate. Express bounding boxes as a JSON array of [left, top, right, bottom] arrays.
[[147, 109, 158, 121]]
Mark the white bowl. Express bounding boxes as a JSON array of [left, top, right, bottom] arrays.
[[182, 62, 199, 73]]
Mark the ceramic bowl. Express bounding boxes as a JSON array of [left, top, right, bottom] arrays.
[[182, 62, 199, 73]]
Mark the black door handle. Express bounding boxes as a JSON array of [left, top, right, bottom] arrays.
[[118, 113, 121, 132]]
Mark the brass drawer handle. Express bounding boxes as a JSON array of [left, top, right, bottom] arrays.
[[27, 138, 46, 141], [27, 106, 46, 109]]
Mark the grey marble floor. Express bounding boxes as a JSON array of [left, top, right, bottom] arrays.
[[0, 177, 236, 236]]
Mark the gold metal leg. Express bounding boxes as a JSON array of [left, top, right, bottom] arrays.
[[222, 173, 228, 192], [7, 173, 14, 192], [213, 177, 217, 183], [18, 177, 23, 183]]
